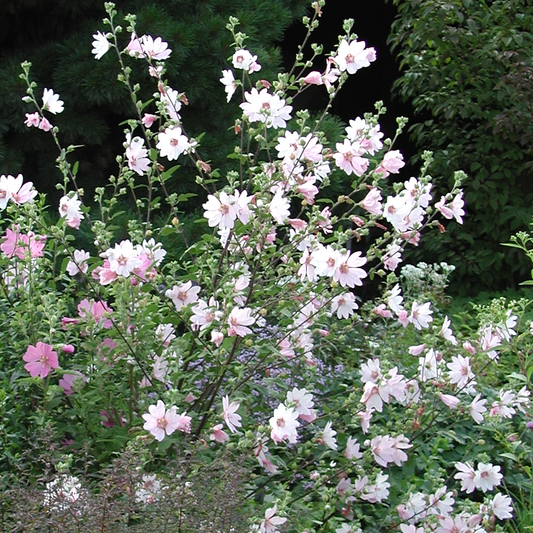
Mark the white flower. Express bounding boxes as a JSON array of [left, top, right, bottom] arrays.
[[490, 493, 513, 520], [240, 88, 292, 129], [92, 31, 110, 60], [101, 239, 142, 277], [220, 69, 237, 102], [232, 49, 261, 73], [320, 421, 338, 450], [42, 88, 64, 114], [334, 39, 376, 74], [473, 462, 502, 492], [157, 127, 193, 161], [269, 403, 299, 444], [44, 475, 81, 511], [331, 292, 358, 319], [66, 250, 90, 276]]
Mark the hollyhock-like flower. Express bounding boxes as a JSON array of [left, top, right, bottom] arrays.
[[382, 242, 402, 271], [127, 34, 171, 60], [360, 473, 390, 503], [135, 474, 162, 504], [157, 126, 192, 161], [160, 86, 182, 121], [361, 187, 382, 215], [210, 424, 230, 443], [59, 193, 84, 229], [101, 240, 142, 277], [227, 306, 255, 337], [125, 134, 150, 175], [42, 88, 64, 114], [240, 88, 292, 129], [331, 292, 358, 319], [260, 504, 286, 533], [346, 117, 384, 154], [334, 250, 368, 288], [439, 393, 460, 409], [490, 493, 513, 520], [469, 394, 487, 423], [418, 348, 440, 382], [334, 39, 376, 74], [286, 387, 316, 421], [203, 191, 239, 229], [0, 174, 36, 209], [220, 69, 237, 102], [440, 316, 458, 345], [319, 421, 338, 450], [474, 462, 502, 492], [190, 297, 222, 331], [39, 117, 52, 131], [222, 395, 242, 433], [92, 31, 110, 59], [142, 400, 189, 441], [410, 301, 433, 330], [232, 49, 261, 73], [333, 139, 368, 176], [375, 150, 405, 178], [447, 354, 474, 389], [454, 462, 476, 493], [23, 342, 59, 378], [435, 191, 465, 224], [166, 281, 201, 310], [59, 372, 86, 396], [345, 436, 363, 460], [66, 249, 90, 276], [24, 112, 40, 128], [270, 403, 300, 444], [269, 189, 290, 225]]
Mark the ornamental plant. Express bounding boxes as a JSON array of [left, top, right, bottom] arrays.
[[0, 2, 531, 532]]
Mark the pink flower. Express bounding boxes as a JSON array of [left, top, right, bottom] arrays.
[[157, 126, 193, 161], [361, 188, 383, 215], [59, 372, 86, 396], [24, 112, 40, 128], [227, 307, 255, 337], [142, 113, 157, 128], [23, 342, 59, 378], [232, 49, 261, 73], [142, 400, 188, 441], [260, 504, 286, 533], [436, 191, 465, 224], [210, 424, 230, 443], [39, 117, 53, 131], [410, 301, 433, 330], [125, 134, 150, 176], [222, 395, 242, 433], [334, 39, 376, 74], [454, 461, 476, 494], [240, 88, 292, 129], [375, 150, 405, 177], [166, 281, 201, 310], [334, 139, 368, 176], [334, 250, 368, 288], [269, 403, 300, 444]]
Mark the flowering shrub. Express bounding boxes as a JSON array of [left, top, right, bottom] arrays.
[[0, 2, 531, 532]]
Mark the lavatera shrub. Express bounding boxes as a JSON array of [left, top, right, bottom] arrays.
[[0, 2, 530, 532]]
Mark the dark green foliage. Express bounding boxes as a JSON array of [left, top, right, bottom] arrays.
[[0, 0, 308, 203], [387, 0, 533, 293]]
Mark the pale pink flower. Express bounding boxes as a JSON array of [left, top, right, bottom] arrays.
[[474, 462, 502, 492], [334, 250, 367, 288], [222, 395, 242, 433], [142, 400, 188, 441], [360, 359, 382, 383], [334, 139, 368, 176], [24, 112, 40, 128], [240, 88, 292, 129], [211, 330, 224, 347], [160, 87, 182, 121], [232, 49, 261, 73], [319, 421, 337, 450], [23, 342, 59, 378], [269, 403, 300, 444], [440, 316, 458, 345], [227, 307, 255, 337], [410, 301, 433, 330], [190, 297, 221, 331], [66, 249, 90, 276], [142, 113, 157, 127], [447, 354, 474, 389], [101, 240, 142, 277], [260, 504, 286, 533], [436, 191, 465, 224], [358, 409, 373, 433], [375, 150, 405, 178], [490, 493, 513, 520], [166, 281, 200, 310], [92, 31, 110, 60], [361, 188, 382, 215], [127, 34, 171, 60], [42, 88, 64, 114], [203, 191, 238, 229], [382, 242, 402, 271], [331, 292, 358, 319], [408, 344, 426, 356], [360, 473, 390, 503], [454, 461, 476, 494], [345, 436, 362, 460], [125, 134, 150, 176], [210, 424, 230, 443], [157, 126, 192, 161], [286, 387, 315, 420], [59, 372, 86, 396], [39, 117, 52, 131], [435, 516, 468, 533], [439, 393, 460, 409], [269, 189, 290, 224], [334, 39, 376, 74], [59, 193, 84, 229], [469, 394, 487, 423]]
